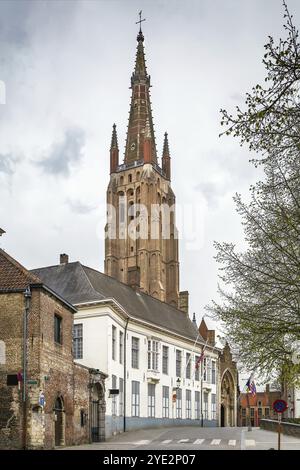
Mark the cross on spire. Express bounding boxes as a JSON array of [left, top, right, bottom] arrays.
[[136, 10, 146, 32]]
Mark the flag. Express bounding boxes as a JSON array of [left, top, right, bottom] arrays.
[[246, 375, 256, 397], [195, 350, 205, 370]]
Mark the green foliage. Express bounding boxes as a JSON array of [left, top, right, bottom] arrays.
[[207, 2, 300, 384]]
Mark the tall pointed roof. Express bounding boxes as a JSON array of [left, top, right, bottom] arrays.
[[110, 123, 118, 150], [124, 27, 157, 165]]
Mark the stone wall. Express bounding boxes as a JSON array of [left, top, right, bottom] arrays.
[[260, 418, 300, 437]]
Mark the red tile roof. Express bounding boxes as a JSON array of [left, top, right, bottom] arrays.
[[0, 249, 41, 290]]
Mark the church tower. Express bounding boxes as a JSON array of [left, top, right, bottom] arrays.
[[105, 23, 180, 308]]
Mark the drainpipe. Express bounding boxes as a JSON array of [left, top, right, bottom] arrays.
[[200, 348, 204, 427], [22, 286, 32, 450], [123, 317, 129, 433]]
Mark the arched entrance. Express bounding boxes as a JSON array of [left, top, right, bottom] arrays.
[[220, 369, 236, 427], [54, 396, 65, 446], [90, 383, 105, 442]]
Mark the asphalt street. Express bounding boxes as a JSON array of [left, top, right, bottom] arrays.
[[64, 426, 300, 451]]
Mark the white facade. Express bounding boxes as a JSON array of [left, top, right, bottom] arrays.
[[73, 300, 219, 437]]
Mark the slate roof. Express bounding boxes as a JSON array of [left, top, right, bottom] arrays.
[[0, 249, 41, 290], [32, 262, 203, 343]]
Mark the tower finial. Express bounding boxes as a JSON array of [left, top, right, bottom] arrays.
[[136, 10, 146, 41]]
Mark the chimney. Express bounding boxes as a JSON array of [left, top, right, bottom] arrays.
[[266, 384, 270, 394], [179, 291, 189, 314], [60, 253, 69, 264]]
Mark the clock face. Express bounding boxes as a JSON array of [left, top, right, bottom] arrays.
[[131, 142, 136, 151]]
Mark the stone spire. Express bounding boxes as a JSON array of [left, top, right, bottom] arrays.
[[162, 132, 171, 180], [110, 123, 119, 173], [124, 27, 157, 165]]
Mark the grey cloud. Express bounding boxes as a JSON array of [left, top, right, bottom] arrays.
[[66, 199, 96, 215], [36, 127, 85, 177], [0, 153, 18, 175], [194, 181, 225, 208]]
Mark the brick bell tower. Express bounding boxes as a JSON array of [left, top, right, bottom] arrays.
[[105, 23, 180, 308]]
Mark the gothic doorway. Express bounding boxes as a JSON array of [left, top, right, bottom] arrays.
[[220, 369, 236, 427], [54, 396, 65, 446], [90, 383, 105, 442]]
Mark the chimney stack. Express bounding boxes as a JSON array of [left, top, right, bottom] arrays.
[[60, 253, 69, 264], [179, 291, 189, 314]]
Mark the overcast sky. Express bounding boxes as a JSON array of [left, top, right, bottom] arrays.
[[1, 0, 299, 363]]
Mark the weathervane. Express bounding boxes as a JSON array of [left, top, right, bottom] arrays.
[[136, 10, 146, 32]]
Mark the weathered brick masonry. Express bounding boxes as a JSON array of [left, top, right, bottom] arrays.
[[0, 249, 106, 449]]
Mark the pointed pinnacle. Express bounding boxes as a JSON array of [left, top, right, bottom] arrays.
[[110, 123, 118, 150], [163, 131, 170, 157]]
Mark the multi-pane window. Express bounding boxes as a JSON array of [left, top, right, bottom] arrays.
[[203, 392, 208, 419], [148, 384, 156, 417], [195, 356, 200, 381], [112, 326, 116, 361], [265, 407, 270, 418], [162, 346, 169, 375], [119, 331, 124, 364], [54, 314, 62, 344], [211, 393, 216, 420], [176, 388, 182, 418], [186, 353, 191, 379], [148, 340, 159, 371], [162, 386, 169, 418], [131, 381, 140, 417], [258, 407, 262, 418], [203, 358, 207, 382], [195, 391, 200, 420], [186, 390, 192, 419], [131, 337, 139, 369], [112, 375, 117, 415], [211, 361, 216, 384], [176, 350, 182, 377], [119, 378, 124, 416], [73, 323, 83, 359]]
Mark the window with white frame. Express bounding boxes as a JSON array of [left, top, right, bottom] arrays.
[[211, 393, 216, 420], [162, 386, 169, 418], [112, 375, 117, 415], [131, 381, 140, 417], [112, 325, 116, 361], [176, 350, 182, 377], [131, 337, 139, 369], [186, 353, 191, 379], [195, 391, 200, 420], [162, 346, 169, 375], [206, 358, 211, 383], [148, 339, 159, 371], [211, 361, 216, 384], [119, 331, 124, 364], [73, 323, 83, 359], [186, 390, 192, 419], [176, 388, 182, 418], [148, 384, 156, 417], [119, 378, 124, 416], [204, 392, 209, 419]]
